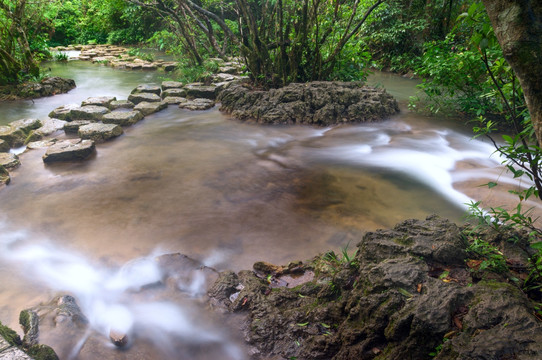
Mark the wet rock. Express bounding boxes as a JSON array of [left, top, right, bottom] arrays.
[[0, 126, 26, 148], [142, 64, 157, 71], [19, 310, 39, 347], [131, 84, 161, 96], [128, 92, 161, 105], [161, 81, 183, 90], [161, 88, 187, 98], [25, 118, 67, 143], [109, 329, 128, 347], [78, 123, 123, 142], [163, 97, 188, 105], [134, 101, 167, 115], [81, 96, 117, 107], [26, 139, 57, 150], [208, 215, 542, 360], [162, 62, 177, 72], [43, 139, 95, 163], [0, 140, 9, 153], [109, 100, 135, 110], [219, 81, 400, 126], [0, 153, 20, 169], [0, 77, 75, 100], [0, 165, 9, 185], [179, 98, 215, 111], [63, 120, 93, 134], [70, 105, 110, 121], [48, 103, 79, 120], [102, 110, 144, 126], [125, 63, 142, 70], [184, 83, 217, 100], [9, 118, 42, 134]]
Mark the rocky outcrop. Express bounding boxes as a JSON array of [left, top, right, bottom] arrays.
[[0, 77, 75, 101], [208, 215, 542, 360], [218, 81, 400, 126], [42, 139, 96, 163], [78, 123, 123, 142]]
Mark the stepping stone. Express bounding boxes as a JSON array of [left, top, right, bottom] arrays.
[[161, 81, 184, 91], [64, 120, 93, 134], [82, 96, 117, 107], [184, 84, 217, 100], [43, 139, 96, 163], [162, 62, 177, 72], [179, 98, 215, 111], [25, 118, 67, 143], [26, 139, 58, 150], [131, 84, 161, 95], [0, 152, 20, 169], [102, 111, 144, 126], [49, 104, 79, 120], [0, 126, 26, 148], [162, 88, 186, 98], [109, 100, 134, 110], [128, 92, 161, 105], [163, 97, 188, 105], [0, 139, 8, 152], [142, 64, 157, 70], [0, 165, 9, 185], [70, 105, 110, 121], [211, 73, 239, 83], [134, 101, 167, 115], [125, 63, 142, 70], [78, 123, 123, 142], [9, 118, 41, 133]]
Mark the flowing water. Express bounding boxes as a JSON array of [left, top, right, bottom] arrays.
[[0, 61, 538, 359]]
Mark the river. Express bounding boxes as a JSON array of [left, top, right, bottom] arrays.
[[0, 60, 537, 359]]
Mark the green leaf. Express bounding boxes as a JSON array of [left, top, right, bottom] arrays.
[[297, 322, 309, 327], [398, 288, 414, 298], [531, 242, 542, 250]]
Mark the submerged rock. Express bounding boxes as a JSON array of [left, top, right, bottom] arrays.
[[218, 81, 400, 125], [208, 215, 542, 360], [78, 123, 123, 142], [102, 110, 143, 126], [42, 139, 95, 163]]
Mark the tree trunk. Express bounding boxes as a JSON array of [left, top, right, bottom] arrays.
[[482, 0, 542, 145]]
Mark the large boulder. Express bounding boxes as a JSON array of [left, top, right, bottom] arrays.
[[70, 105, 110, 121], [0, 153, 20, 169], [133, 101, 167, 116], [208, 215, 542, 360], [25, 118, 67, 144], [102, 111, 143, 126], [184, 83, 217, 100], [78, 123, 123, 142], [42, 139, 96, 163], [218, 81, 400, 126], [81, 96, 116, 107], [128, 92, 161, 105]]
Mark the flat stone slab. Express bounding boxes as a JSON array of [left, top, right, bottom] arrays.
[[131, 84, 161, 95], [128, 92, 161, 105], [161, 81, 183, 90], [70, 105, 110, 121], [26, 139, 57, 150], [162, 88, 186, 98], [78, 123, 123, 142], [81, 96, 117, 107], [48, 103, 79, 120], [184, 84, 217, 100], [102, 110, 143, 126], [0, 139, 9, 152], [134, 101, 167, 115], [163, 97, 188, 105], [25, 118, 67, 143], [109, 100, 135, 110], [8, 118, 41, 133], [43, 139, 96, 163], [0, 126, 26, 148], [64, 120, 93, 133], [0, 152, 20, 169], [179, 98, 215, 111]]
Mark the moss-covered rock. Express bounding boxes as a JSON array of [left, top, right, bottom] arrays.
[[0, 320, 22, 346]]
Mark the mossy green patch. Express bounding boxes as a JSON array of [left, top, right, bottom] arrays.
[[0, 320, 22, 346], [27, 344, 59, 360]]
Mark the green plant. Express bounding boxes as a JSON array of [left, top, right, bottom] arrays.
[[53, 52, 69, 61], [429, 336, 449, 357], [465, 234, 508, 274], [127, 47, 154, 62]]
